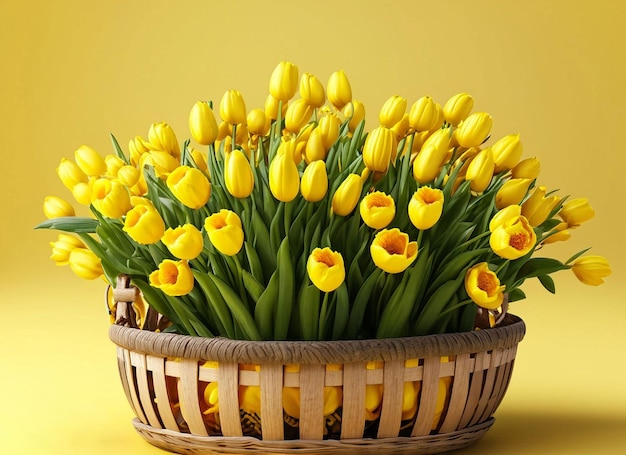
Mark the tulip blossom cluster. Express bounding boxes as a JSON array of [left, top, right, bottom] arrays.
[[38, 61, 610, 341]]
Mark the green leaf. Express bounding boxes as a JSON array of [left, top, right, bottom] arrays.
[[345, 269, 382, 339], [508, 288, 527, 302], [254, 270, 279, 340], [516, 257, 569, 280], [413, 277, 463, 336], [537, 274, 556, 293], [34, 217, 98, 233], [331, 283, 350, 340], [192, 270, 236, 338], [274, 237, 294, 340], [566, 247, 591, 265], [110, 133, 130, 164], [298, 284, 321, 341]]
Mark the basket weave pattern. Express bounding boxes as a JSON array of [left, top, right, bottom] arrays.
[[109, 285, 525, 454]]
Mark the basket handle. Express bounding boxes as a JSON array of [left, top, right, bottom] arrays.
[[106, 274, 167, 332]]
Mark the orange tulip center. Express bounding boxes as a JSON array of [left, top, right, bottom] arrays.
[[418, 189, 440, 205], [477, 271, 497, 294], [315, 250, 336, 267], [162, 264, 179, 284], [509, 232, 528, 251], [380, 235, 406, 255], [366, 193, 392, 209], [212, 217, 227, 230]]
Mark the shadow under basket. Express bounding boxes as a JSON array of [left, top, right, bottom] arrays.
[[109, 306, 525, 454]]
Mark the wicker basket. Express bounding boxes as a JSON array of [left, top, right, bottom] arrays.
[[108, 279, 525, 454]]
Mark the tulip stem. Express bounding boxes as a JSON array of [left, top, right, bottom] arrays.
[[318, 292, 330, 340]]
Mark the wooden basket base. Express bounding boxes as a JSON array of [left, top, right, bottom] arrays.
[[131, 417, 494, 454]]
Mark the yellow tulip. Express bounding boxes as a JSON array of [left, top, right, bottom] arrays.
[[300, 160, 328, 202], [306, 247, 345, 293], [559, 197, 595, 227], [166, 165, 211, 209], [91, 178, 132, 218], [188, 149, 208, 173], [327, 69, 352, 110], [465, 148, 495, 193], [571, 255, 611, 286], [148, 122, 181, 158], [304, 127, 327, 163], [489, 204, 522, 232], [299, 72, 325, 108], [408, 187, 444, 230], [391, 113, 410, 144], [203, 382, 219, 415], [521, 186, 561, 227], [104, 154, 125, 179], [224, 149, 254, 198], [269, 142, 300, 202], [116, 165, 140, 188], [491, 134, 523, 173], [465, 263, 506, 310], [331, 173, 364, 216], [204, 209, 244, 256], [362, 126, 397, 173], [123, 204, 165, 245], [71, 182, 92, 205], [239, 383, 261, 416], [50, 233, 85, 265], [343, 100, 366, 132], [43, 195, 75, 219], [379, 95, 407, 128], [370, 228, 418, 274], [189, 101, 219, 145], [284, 98, 314, 133], [318, 113, 340, 150], [269, 61, 299, 102], [57, 158, 87, 190], [69, 248, 103, 280], [148, 151, 180, 178], [443, 92, 474, 126], [495, 178, 533, 209], [490, 215, 537, 260], [511, 157, 541, 180], [246, 108, 268, 136], [455, 112, 493, 148], [74, 145, 106, 177], [149, 259, 194, 296], [162, 224, 204, 260], [542, 221, 571, 244], [412, 127, 452, 183], [264, 94, 288, 120], [359, 191, 396, 230], [409, 96, 439, 132], [220, 90, 247, 125]]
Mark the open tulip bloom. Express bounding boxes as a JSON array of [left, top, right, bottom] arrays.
[[37, 61, 611, 341]]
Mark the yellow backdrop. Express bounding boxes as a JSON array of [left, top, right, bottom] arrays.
[[1, 0, 624, 453]]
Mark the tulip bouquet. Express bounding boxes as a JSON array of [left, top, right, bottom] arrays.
[[38, 61, 610, 342]]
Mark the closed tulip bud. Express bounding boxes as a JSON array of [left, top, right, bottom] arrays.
[[307, 247, 345, 293], [370, 228, 418, 274], [69, 248, 103, 280], [559, 198, 595, 227], [166, 166, 211, 209], [148, 122, 181, 158], [104, 154, 125, 178], [318, 113, 340, 150], [465, 263, 505, 310], [543, 221, 571, 244], [379, 95, 407, 128], [247, 108, 269, 136], [408, 187, 444, 230], [465, 148, 495, 193], [74, 145, 107, 177], [412, 127, 452, 183], [269, 61, 299, 102], [129, 136, 150, 166], [299, 72, 325, 108], [491, 134, 523, 173], [123, 204, 165, 245], [343, 100, 366, 132], [71, 182, 92, 205], [189, 101, 218, 145], [43, 195, 75, 219], [490, 215, 537, 259], [216, 120, 230, 141], [409, 96, 439, 132], [391, 114, 410, 143], [443, 92, 474, 126], [512, 157, 541, 180], [204, 209, 245, 256], [50, 233, 85, 265], [149, 259, 194, 296], [91, 178, 132, 218], [456, 112, 493, 148], [495, 178, 533, 209], [220, 90, 247, 125], [114, 165, 139, 187], [327, 69, 352, 110], [162, 224, 204, 260], [304, 127, 327, 163], [148, 151, 180, 178], [521, 186, 561, 227], [57, 158, 88, 190], [300, 160, 328, 202], [285, 98, 314, 133], [224, 149, 254, 198], [264, 94, 288, 120], [269, 141, 300, 202], [360, 191, 396, 229], [362, 126, 397, 173], [332, 174, 364, 216], [571, 255, 611, 286]]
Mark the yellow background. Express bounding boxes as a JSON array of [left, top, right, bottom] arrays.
[[1, 0, 625, 453]]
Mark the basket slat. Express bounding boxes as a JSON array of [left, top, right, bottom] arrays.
[[439, 353, 472, 433], [377, 359, 404, 438], [340, 362, 367, 439], [148, 355, 180, 432], [260, 363, 284, 440], [133, 351, 162, 429], [298, 364, 325, 440], [411, 356, 441, 436], [178, 359, 208, 436], [116, 347, 136, 418], [458, 351, 486, 429], [470, 349, 502, 427], [218, 362, 243, 437], [124, 348, 149, 425]]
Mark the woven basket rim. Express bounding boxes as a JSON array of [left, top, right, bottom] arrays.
[[108, 313, 525, 364]]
